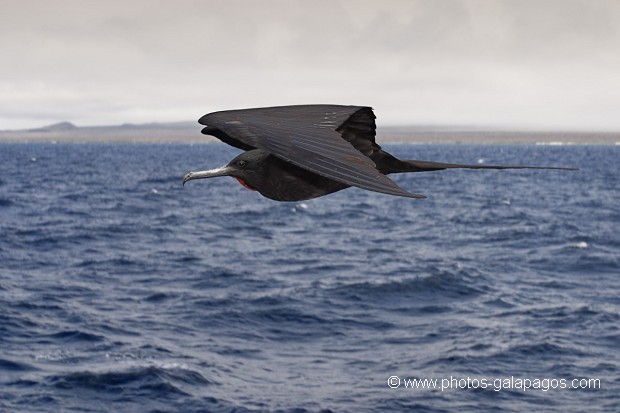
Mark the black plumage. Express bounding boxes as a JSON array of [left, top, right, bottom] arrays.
[[183, 105, 574, 201]]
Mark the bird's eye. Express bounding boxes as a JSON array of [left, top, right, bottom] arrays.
[[236, 160, 247, 168]]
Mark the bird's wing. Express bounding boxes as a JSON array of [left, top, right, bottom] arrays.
[[200, 125, 255, 151], [199, 105, 425, 198], [335, 106, 382, 156]]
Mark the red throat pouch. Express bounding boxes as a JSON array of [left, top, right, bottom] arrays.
[[234, 177, 257, 191]]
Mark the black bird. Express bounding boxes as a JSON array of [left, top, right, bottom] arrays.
[[183, 105, 574, 201]]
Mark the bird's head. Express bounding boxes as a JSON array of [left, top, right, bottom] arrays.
[[183, 149, 270, 191]]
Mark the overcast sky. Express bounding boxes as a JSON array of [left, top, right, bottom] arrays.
[[2, 0, 620, 130]]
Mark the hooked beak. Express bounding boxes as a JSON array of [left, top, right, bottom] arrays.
[[183, 165, 233, 186]]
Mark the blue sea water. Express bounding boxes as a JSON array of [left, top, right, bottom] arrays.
[[0, 142, 619, 413]]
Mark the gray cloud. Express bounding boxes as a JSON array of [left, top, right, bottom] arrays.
[[1, 0, 619, 130]]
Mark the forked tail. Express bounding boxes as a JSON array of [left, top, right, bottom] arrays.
[[396, 159, 578, 173]]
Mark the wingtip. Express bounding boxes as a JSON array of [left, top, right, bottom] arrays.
[[201, 126, 214, 135]]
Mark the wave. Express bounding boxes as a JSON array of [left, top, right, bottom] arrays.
[[0, 358, 37, 372], [48, 363, 212, 397], [327, 266, 489, 304]]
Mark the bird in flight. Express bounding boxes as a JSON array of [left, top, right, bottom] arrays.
[[183, 105, 574, 201]]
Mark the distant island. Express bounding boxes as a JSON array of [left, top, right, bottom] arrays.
[[1, 120, 618, 144], [27, 121, 79, 133], [0, 120, 212, 143]]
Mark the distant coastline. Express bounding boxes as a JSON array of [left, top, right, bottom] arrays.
[[1, 121, 618, 144]]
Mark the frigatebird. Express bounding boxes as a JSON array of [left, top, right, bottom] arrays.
[[183, 105, 574, 201]]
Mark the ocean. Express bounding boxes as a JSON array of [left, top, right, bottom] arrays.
[[1, 142, 618, 412]]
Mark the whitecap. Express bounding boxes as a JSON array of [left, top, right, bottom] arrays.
[[570, 241, 588, 249], [156, 361, 191, 371], [292, 202, 309, 212]]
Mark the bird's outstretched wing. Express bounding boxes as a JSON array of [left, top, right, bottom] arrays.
[[199, 105, 425, 198]]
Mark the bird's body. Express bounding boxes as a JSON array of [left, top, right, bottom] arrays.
[[183, 105, 575, 201], [224, 150, 349, 201]]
